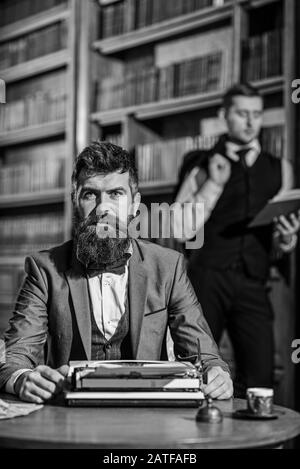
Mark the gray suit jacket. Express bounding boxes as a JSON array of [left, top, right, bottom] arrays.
[[0, 239, 229, 389]]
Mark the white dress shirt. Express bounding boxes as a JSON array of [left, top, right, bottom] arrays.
[[88, 267, 128, 340]]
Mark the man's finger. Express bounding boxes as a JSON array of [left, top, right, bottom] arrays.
[[203, 374, 224, 396], [57, 365, 70, 377], [276, 224, 290, 236], [20, 390, 43, 404], [21, 380, 53, 402], [289, 213, 300, 229], [29, 372, 56, 394], [37, 365, 66, 385], [207, 382, 230, 399], [278, 215, 293, 231]]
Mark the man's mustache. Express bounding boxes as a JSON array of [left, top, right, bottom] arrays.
[[79, 213, 130, 236]]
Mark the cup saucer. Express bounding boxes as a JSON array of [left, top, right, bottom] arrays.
[[232, 409, 278, 420]]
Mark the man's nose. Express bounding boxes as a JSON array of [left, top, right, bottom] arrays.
[[95, 195, 112, 217], [247, 114, 254, 127]]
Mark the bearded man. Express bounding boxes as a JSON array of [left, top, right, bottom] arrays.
[[0, 141, 232, 403]]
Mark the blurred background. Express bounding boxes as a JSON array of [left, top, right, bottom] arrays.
[[0, 0, 299, 414]]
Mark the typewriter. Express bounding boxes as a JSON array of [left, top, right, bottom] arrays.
[[65, 360, 204, 407]]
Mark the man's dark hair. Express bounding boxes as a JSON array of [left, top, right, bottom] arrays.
[[71, 141, 138, 201], [222, 83, 262, 110]]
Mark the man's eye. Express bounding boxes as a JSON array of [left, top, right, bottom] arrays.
[[82, 191, 96, 200], [110, 191, 122, 199]]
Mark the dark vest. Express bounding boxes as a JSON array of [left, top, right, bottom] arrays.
[[188, 143, 282, 280], [90, 299, 132, 361]]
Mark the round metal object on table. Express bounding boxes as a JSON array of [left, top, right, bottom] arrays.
[[195, 397, 223, 423]]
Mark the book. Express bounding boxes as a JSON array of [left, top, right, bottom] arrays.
[[249, 189, 300, 228]]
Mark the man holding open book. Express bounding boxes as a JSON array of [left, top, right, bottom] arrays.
[[174, 83, 300, 397], [0, 141, 232, 403]]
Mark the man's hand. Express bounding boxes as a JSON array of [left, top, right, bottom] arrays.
[[208, 154, 231, 188], [202, 366, 233, 400], [274, 210, 300, 249], [15, 365, 69, 404]]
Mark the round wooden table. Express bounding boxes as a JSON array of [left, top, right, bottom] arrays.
[[0, 397, 300, 448]]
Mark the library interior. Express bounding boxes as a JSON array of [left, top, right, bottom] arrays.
[[1, 0, 300, 445]]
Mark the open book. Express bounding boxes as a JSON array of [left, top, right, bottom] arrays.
[[249, 189, 300, 228]]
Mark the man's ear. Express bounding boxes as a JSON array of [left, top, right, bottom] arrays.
[[131, 192, 141, 216]]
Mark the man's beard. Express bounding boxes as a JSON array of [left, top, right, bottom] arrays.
[[73, 210, 131, 266]]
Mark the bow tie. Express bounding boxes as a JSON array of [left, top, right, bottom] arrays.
[[225, 139, 261, 166], [86, 255, 130, 277]]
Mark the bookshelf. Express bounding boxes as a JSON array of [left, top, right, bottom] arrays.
[[83, 0, 289, 194], [0, 0, 297, 407], [0, 0, 78, 336], [75, 0, 297, 406]]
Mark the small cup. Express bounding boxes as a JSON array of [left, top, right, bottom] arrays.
[[246, 387, 274, 416]]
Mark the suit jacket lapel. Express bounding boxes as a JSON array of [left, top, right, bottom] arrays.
[[65, 253, 91, 360], [128, 241, 148, 358]]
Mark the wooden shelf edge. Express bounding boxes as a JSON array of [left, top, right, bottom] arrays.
[[250, 76, 284, 94], [0, 120, 66, 147], [91, 90, 224, 125], [136, 91, 224, 120], [93, 2, 233, 54], [0, 189, 66, 209], [0, 4, 70, 42], [2, 50, 70, 83], [238, 0, 281, 9]]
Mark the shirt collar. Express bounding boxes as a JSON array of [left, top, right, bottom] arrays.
[[225, 139, 261, 166]]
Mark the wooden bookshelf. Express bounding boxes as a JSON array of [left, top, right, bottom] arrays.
[[93, 1, 233, 55], [251, 76, 284, 95], [91, 90, 224, 125], [0, 0, 78, 336], [0, 3, 69, 41], [0, 120, 66, 147], [1, 50, 70, 84], [0, 188, 65, 209], [239, 0, 280, 9]]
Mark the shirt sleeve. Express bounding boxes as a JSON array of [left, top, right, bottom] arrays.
[[173, 168, 224, 242], [278, 158, 294, 193], [272, 158, 297, 254], [5, 369, 31, 395]]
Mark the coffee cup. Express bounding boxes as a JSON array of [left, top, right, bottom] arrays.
[[246, 387, 274, 416]]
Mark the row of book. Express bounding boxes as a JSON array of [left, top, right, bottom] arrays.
[[103, 133, 124, 147], [261, 125, 284, 160], [96, 52, 223, 111], [136, 135, 218, 183], [0, 21, 68, 70], [99, 0, 226, 39], [0, 159, 65, 196], [241, 29, 282, 82], [0, 89, 67, 133], [0, 0, 67, 26], [102, 126, 284, 185], [0, 214, 64, 255]]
